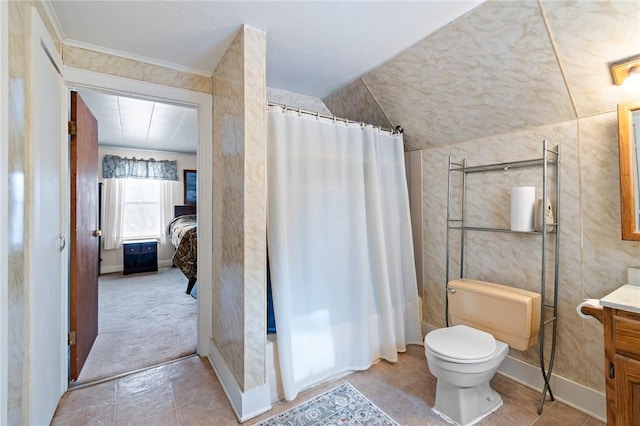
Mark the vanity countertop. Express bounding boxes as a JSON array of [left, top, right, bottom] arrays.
[[600, 284, 640, 314]]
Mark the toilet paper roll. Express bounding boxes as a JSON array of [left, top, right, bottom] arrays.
[[576, 299, 601, 319], [511, 187, 535, 232]]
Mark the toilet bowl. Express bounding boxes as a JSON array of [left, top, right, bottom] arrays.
[[425, 325, 509, 425], [424, 279, 541, 426]]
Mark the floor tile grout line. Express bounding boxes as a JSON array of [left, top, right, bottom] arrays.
[[112, 378, 118, 426], [52, 350, 606, 426], [169, 376, 180, 426], [394, 388, 437, 417]]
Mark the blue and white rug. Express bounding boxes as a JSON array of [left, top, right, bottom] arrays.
[[253, 382, 399, 426]]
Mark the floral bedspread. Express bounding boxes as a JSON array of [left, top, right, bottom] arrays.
[[167, 214, 197, 282]]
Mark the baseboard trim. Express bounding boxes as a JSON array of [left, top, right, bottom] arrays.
[[420, 321, 606, 422], [101, 265, 122, 274], [100, 260, 173, 275], [206, 339, 271, 422], [498, 356, 606, 422]]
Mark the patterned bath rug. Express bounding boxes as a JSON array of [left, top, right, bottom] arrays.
[[252, 382, 399, 426]]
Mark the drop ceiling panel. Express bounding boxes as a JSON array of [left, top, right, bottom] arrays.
[[77, 90, 197, 154]]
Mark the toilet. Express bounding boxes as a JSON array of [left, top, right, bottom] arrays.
[[424, 279, 541, 426]]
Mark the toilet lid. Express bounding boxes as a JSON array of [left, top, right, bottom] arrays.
[[425, 325, 497, 363]]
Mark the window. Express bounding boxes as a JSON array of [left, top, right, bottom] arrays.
[[122, 178, 163, 240], [102, 155, 176, 249]]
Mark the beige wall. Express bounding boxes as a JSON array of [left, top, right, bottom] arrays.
[[419, 115, 640, 393], [7, 2, 60, 423], [97, 146, 197, 273], [325, 0, 640, 397], [7, 3, 212, 421], [63, 45, 212, 94], [212, 25, 267, 391], [267, 86, 331, 114]]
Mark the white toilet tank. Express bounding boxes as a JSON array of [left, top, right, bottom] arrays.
[[447, 279, 541, 351]]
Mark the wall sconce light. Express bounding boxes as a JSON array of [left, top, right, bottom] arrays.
[[611, 54, 640, 87]]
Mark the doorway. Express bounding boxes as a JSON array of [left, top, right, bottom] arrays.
[[70, 88, 199, 384], [63, 68, 213, 385]]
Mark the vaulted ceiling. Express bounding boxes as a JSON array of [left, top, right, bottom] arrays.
[[51, 1, 640, 153], [50, 1, 484, 98], [325, 0, 640, 151], [49, 0, 485, 153]]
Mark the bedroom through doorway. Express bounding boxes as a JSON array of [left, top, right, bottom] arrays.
[[70, 88, 199, 385]]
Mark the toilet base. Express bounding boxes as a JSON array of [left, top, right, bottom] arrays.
[[433, 379, 503, 426]]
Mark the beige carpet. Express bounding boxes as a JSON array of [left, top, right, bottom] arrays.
[[76, 267, 197, 384]]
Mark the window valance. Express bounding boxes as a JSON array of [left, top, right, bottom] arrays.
[[102, 155, 178, 180]]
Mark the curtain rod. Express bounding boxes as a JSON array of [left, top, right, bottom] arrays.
[[267, 101, 403, 135]]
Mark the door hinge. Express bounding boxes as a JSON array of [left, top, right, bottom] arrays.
[[68, 331, 76, 346], [68, 121, 77, 136], [609, 362, 615, 379]]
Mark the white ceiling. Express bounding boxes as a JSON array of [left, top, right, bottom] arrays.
[[76, 90, 198, 154], [50, 1, 484, 154]]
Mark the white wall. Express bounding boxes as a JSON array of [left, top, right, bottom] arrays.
[[98, 146, 197, 273]]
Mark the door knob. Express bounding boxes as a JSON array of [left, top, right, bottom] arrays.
[[93, 229, 102, 237]]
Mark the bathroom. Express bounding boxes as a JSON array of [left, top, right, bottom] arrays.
[[5, 0, 640, 424], [209, 1, 640, 421]]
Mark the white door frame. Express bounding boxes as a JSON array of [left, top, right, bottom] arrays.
[[62, 67, 213, 360], [0, 1, 9, 424]]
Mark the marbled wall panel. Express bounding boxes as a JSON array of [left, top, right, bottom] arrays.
[[212, 25, 267, 392], [7, 3, 29, 423], [7, 2, 60, 423], [323, 78, 393, 133], [267, 87, 330, 115], [319, 0, 640, 401], [580, 112, 640, 391], [63, 45, 212, 94], [242, 26, 266, 390], [421, 148, 449, 327], [405, 151, 423, 298], [212, 28, 246, 388], [361, 1, 574, 150], [580, 112, 639, 293], [542, 0, 640, 117], [422, 120, 587, 385]]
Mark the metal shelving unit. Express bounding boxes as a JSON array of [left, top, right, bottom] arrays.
[[445, 140, 560, 414]]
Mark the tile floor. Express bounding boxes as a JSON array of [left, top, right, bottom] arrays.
[[52, 346, 605, 426]]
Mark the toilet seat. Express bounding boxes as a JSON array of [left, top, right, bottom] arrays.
[[425, 325, 497, 363]]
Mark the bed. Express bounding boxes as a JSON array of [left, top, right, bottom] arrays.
[[167, 205, 197, 294]]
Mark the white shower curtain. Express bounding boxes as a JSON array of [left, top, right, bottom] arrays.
[[267, 107, 422, 401]]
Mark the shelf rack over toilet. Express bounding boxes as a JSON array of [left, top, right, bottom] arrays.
[[444, 139, 560, 415]]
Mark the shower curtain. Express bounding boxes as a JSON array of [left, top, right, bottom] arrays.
[[267, 106, 422, 401]]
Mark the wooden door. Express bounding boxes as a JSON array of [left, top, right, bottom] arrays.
[[69, 91, 100, 381]]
